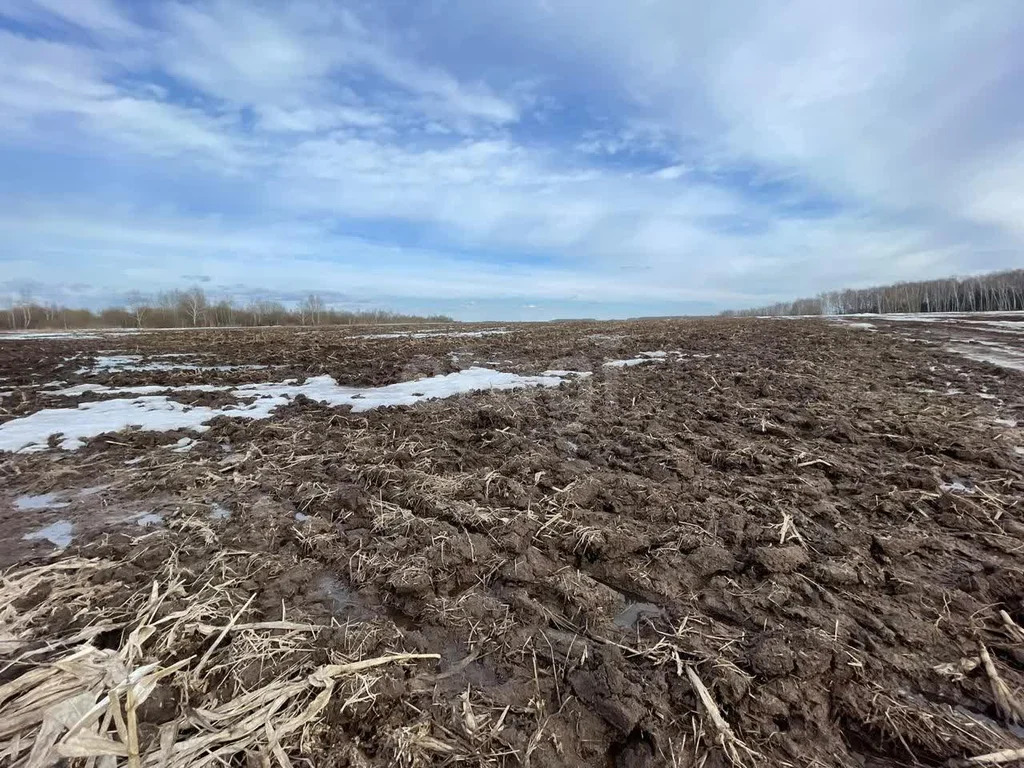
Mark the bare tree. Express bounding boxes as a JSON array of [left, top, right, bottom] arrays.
[[180, 286, 208, 327], [125, 291, 150, 328], [3, 295, 16, 330], [17, 288, 33, 329], [0, 288, 453, 330], [725, 269, 1024, 317], [299, 294, 325, 326]]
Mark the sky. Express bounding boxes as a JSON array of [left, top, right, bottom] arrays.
[[1, 1, 1022, 320]]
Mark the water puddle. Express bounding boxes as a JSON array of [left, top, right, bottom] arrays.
[[14, 493, 70, 510], [135, 512, 164, 527], [22, 520, 73, 549], [953, 705, 1024, 739], [210, 503, 231, 521], [314, 575, 374, 622], [586, 571, 666, 628]]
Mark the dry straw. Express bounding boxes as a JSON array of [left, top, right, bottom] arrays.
[[0, 553, 439, 767]]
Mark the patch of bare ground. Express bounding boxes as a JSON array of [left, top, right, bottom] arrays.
[[1, 317, 1023, 767]]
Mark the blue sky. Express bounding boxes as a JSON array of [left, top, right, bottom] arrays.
[[1, 0, 1023, 320]]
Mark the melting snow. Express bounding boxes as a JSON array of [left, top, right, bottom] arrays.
[[356, 329, 508, 340], [0, 398, 231, 452], [958, 320, 1024, 334], [15, 493, 70, 510], [49, 383, 229, 396], [2, 331, 103, 341], [605, 358, 658, 367], [76, 355, 267, 375], [840, 321, 876, 330], [996, 419, 1018, 427], [940, 481, 973, 494], [946, 344, 1024, 372], [0, 367, 579, 452], [210, 504, 231, 521], [604, 351, 675, 368], [23, 520, 73, 549]]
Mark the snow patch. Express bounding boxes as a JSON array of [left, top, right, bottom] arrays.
[[76, 355, 267, 375], [541, 370, 592, 377], [0, 367, 580, 453], [2, 331, 102, 341], [356, 329, 508, 340], [171, 437, 196, 453], [946, 344, 1024, 372], [940, 481, 973, 494], [604, 351, 677, 368], [49, 383, 230, 396], [831, 319, 876, 330]]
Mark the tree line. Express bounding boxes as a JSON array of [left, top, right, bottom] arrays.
[[1, 287, 453, 330], [722, 269, 1024, 317]]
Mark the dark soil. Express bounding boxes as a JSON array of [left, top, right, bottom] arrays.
[[2, 317, 1023, 767]]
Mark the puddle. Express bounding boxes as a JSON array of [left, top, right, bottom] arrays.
[[210, 504, 231, 521], [14, 493, 70, 510], [135, 512, 164, 527], [314, 575, 368, 619], [614, 601, 665, 628], [953, 705, 1024, 739], [585, 571, 666, 628], [22, 520, 73, 549]]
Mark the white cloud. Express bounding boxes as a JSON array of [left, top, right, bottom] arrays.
[[482, 1, 1024, 235], [156, 0, 518, 130], [0, 0, 142, 36], [0, 0, 1022, 316], [0, 29, 248, 164]]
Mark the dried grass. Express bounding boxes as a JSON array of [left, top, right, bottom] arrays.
[[0, 551, 440, 767]]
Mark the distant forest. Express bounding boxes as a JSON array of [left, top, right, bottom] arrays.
[[1, 287, 453, 330], [723, 268, 1024, 317]]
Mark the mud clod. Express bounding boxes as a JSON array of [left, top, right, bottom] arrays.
[[748, 636, 796, 678], [689, 545, 737, 577], [753, 544, 809, 574]]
